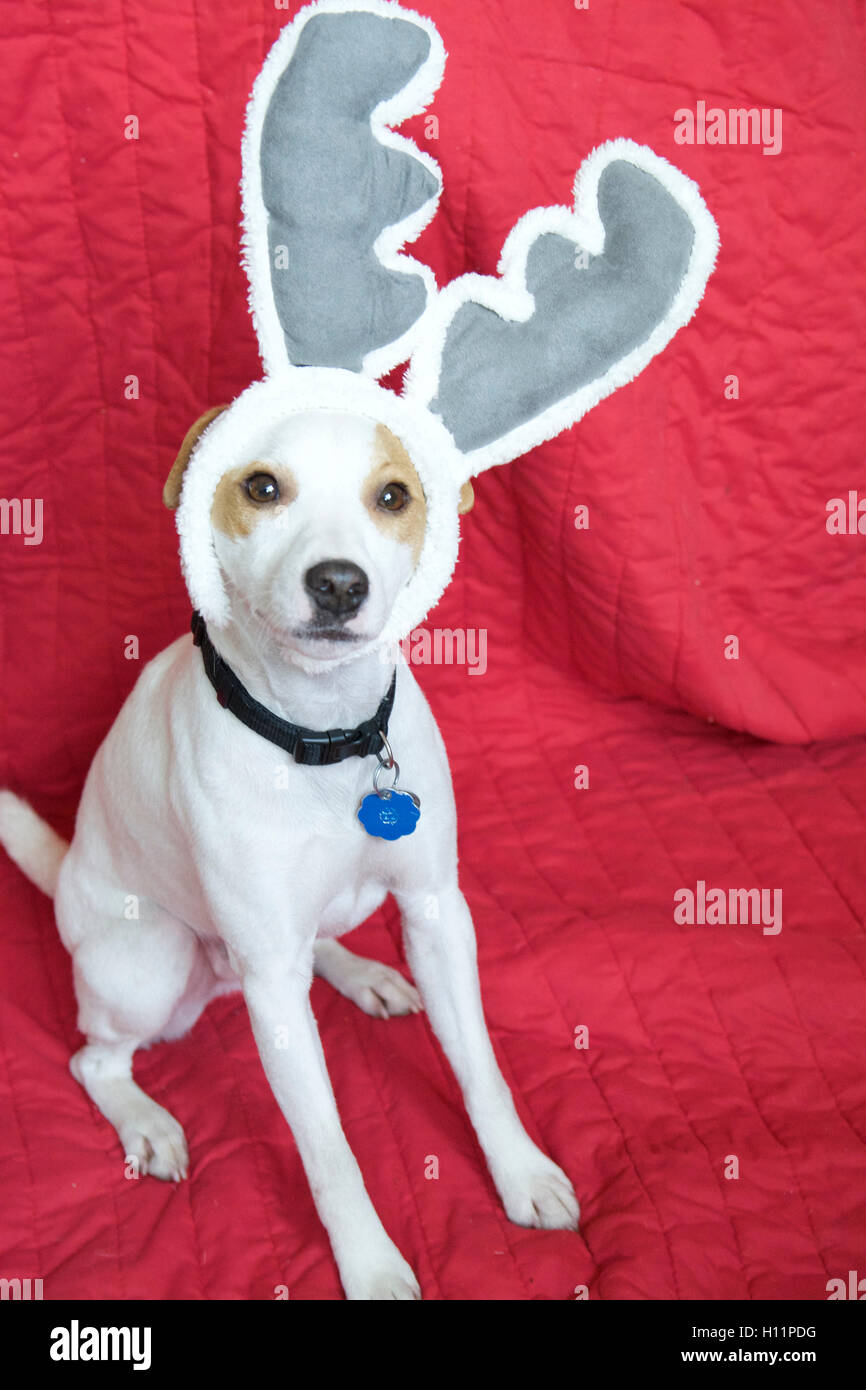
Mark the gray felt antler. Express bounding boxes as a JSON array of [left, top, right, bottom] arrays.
[[402, 139, 719, 476], [241, 0, 444, 379]]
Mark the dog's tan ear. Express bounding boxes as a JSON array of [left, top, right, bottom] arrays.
[[458, 480, 475, 515], [163, 405, 229, 510]]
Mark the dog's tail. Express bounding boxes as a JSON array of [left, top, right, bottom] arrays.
[[0, 791, 69, 898]]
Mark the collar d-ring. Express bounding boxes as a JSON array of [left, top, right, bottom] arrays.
[[377, 731, 396, 769], [373, 758, 400, 798]]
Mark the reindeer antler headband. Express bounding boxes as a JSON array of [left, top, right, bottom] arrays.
[[175, 0, 719, 653]]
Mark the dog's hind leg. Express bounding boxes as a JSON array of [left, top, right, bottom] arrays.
[[313, 939, 422, 1018], [70, 1039, 189, 1181], [67, 914, 206, 1181]]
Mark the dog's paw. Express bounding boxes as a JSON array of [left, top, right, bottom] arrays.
[[120, 1106, 189, 1183], [341, 1250, 422, 1301], [342, 961, 423, 1019], [494, 1153, 580, 1231]]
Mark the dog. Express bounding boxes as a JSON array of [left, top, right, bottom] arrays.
[[0, 402, 579, 1301]]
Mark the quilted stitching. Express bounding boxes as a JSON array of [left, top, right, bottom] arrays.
[[0, 0, 864, 1300]]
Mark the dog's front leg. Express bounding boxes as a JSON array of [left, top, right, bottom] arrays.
[[396, 881, 580, 1232], [241, 961, 420, 1300]]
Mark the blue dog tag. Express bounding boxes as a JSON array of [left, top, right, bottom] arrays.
[[358, 789, 420, 841]]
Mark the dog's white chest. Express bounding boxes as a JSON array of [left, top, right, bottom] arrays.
[[315, 880, 388, 940]]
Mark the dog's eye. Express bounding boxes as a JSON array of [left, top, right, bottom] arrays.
[[244, 473, 280, 504], [377, 481, 409, 512]]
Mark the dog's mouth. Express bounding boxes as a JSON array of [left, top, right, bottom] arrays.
[[249, 602, 365, 648], [294, 624, 361, 644]]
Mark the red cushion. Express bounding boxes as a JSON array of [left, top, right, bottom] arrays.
[[1, 0, 864, 1300]]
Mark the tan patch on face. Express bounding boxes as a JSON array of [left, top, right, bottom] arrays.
[[365, 424, 428, 567], [211, 464, 298, 539]]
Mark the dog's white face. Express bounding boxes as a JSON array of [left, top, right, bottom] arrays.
[[206, 411, 428, 663]]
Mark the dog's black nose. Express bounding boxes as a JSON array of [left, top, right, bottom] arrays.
[[304, 559, 369, 620]]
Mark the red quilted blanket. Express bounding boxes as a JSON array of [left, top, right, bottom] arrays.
[[1, 0, 864, 1301]]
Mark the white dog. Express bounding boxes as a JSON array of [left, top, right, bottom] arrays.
[[0, 402, 579, 1301]]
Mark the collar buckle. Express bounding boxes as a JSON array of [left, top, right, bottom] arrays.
[[294, 729, 362, 766]]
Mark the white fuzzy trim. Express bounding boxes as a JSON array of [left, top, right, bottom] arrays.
[[402, 138, 720, 479], [175, 370, 463, 664], [240, 0, 445, 381]]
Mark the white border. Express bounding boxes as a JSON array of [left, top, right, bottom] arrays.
[[402, 138, 720, 478], [240, 0, 446, 381]]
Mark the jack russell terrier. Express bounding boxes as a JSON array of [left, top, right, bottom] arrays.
[[0, 0, 717, 1300], [0, 405, 577, 1302]]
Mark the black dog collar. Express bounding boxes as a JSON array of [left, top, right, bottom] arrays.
[[191, 611, 396, 766]]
